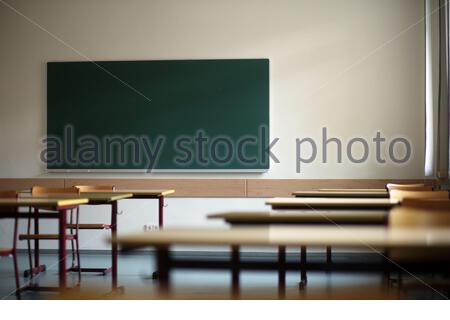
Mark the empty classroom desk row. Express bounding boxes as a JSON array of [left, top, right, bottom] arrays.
[[0, 187, 175, 298]]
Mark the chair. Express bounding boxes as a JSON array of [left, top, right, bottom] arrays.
[[0, 190, 21, 299], [389, 190, 449, 202], [19, 186, 81, 281], [386, 183, 432, 192], [72, 185, 116, 275]]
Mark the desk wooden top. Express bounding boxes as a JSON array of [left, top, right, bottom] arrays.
[[19, 192, 133, 203], [115, 189, 175, 197], [0, 197, 89, 209], [115, 226, 450, 248], [79, 192, 133, 202], [319, 188, 387, 192], [293, 190, 389, 198], [20, 189, 175, 197], [266, 197, 398, 209], [71, 189, 175, 197], [208, 211, 387, 225]]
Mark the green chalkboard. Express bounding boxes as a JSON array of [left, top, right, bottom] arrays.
[[47, 59, 269, 170]]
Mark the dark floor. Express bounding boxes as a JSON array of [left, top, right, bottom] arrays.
[[0, 251, 447, 299]]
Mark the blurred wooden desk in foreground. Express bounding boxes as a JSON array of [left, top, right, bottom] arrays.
[[208, 211, 388, 225], [115, 226, 450, 296]]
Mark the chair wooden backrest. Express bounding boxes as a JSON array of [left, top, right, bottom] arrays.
[[386, 183, 431, 192], [0, 190, 18, 198], [389, 190, 449, 202], [31, 186, 80, 195], [74, 185, 116, 192]]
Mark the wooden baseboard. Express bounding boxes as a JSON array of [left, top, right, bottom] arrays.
[[0, 178, 437, 197]]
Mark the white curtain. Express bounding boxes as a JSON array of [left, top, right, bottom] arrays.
[[425, 0, 449, 178]]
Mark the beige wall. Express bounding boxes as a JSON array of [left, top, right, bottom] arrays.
[[0, 0, 427, 250], [0, 0, 426, 179]]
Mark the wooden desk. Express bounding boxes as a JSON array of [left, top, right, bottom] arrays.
[[0, 197, 88, 209], [115, 226, 450, 295], [20, 189, 174, 282], [266, 197, 398, 210], [209, 209, 389, 286], [82, 189, 175, 280], [19, 192, 132, 289], [77, 192, 132, 288], [208, 211, 387, 225], [113, 189, 174, 228], [117, 226, 450, 247], [20, 192, 132, 203], [120, 189, 175, 197], [75, 189, 175, 227], [293, 190, 389, 198], [0, 197, 88, 291], [208, 210, 388, 287], [265, 197, 397, 274], [21, 189, 175, 226], [79, 192, 133, 203]]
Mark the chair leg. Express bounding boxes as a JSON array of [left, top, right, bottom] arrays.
[[76, 207, 81, 281], [70, 240, 76, 268], [75, 236, 81, 283], [33, 208, 40, 275], [25, 240, 33, 277], [25, 209, 34, 278], [69, 209, 76, 269], [12, 252, 21, 299], [12, 210, 21, 299]]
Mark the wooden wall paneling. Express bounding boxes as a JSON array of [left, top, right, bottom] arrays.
[[64, 178, 247, 197], [246, 179, 437, 197], [0, 178, 64, 191], [0, 178, 438, 197]]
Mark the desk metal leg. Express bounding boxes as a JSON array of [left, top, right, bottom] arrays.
[[34, 208, 40, 271], [278, 246, 286, 299], [326, 246, 332, 265], [152, 196, 165, 280], [58, 209, 67, 290], [299, 246, 307, 289], [69, 204, 114, 276], [231, 246, 240, 299], [156, 246, 170, 296], [111, 201, 118, 290], [158, 196, 164, 228]]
